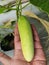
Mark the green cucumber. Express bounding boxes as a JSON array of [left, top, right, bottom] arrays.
[[18, 16, 34, 62]]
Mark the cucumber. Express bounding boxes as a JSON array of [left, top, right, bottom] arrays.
[[18, 16, 34, 62]]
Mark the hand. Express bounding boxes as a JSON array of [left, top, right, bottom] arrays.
[[0, 24, 46, 65]]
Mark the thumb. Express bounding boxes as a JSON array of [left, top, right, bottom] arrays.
[[0, 52, 11, 65]]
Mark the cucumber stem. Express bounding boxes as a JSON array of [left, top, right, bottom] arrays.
[[19, 0, 22, 16], [16, 0, 22, 21]]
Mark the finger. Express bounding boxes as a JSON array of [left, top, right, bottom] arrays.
[[14, 49, 25, 60], [14, 23, 19, 36], [14, 24, 22, 59], [14, 23, 20, 48], [31, 24, 46, 64], [14, 23, 21, 57], [31, 24, 42, 48], [34, 41, 42, 48], [0, 52, 11, 65], [31, 24, 40, 42]]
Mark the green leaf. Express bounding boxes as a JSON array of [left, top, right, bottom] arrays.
[[0, 6, 6, 13], [30, 0, 49, 14], [0, 5, 13, 14]]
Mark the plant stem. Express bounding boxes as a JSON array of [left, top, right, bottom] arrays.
[[16, 0, 22, 21], [22, 2, 30, 9], [11, 2, 30, 10], [16, 0, 19, 21], [19, 0, 22, 16]]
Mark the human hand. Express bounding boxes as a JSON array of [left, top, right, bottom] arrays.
[[0, 24, 46, 65]]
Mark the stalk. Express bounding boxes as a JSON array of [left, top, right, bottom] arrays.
[[16, 0, 22, 21], [10, 2, 30, 10]]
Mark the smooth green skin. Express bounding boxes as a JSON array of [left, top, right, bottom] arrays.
[[18, 16, 34, 62]]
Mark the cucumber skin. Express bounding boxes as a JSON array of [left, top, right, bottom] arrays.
[[18, 16, 34, 62]]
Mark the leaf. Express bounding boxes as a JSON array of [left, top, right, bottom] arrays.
[[30, 0, 49, 14], [24, 11, 49, 35], [0, 5, 13, 14], [0, 20, 16, 29], [0, 6, 6, 13]]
